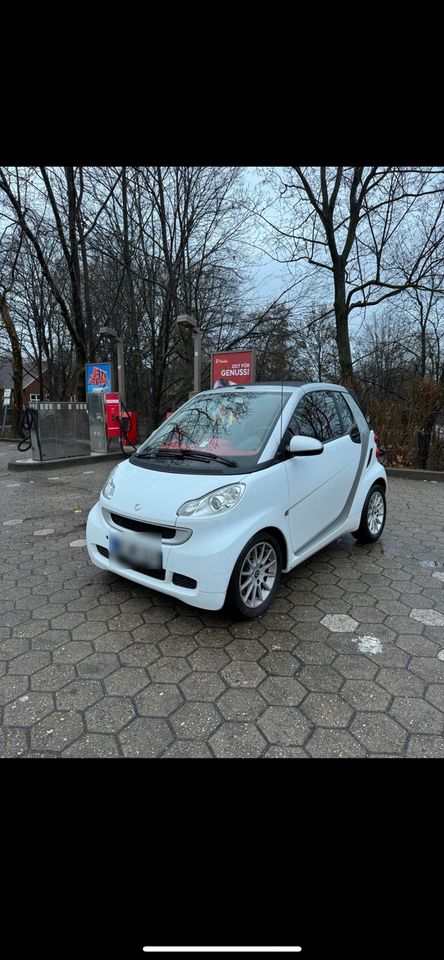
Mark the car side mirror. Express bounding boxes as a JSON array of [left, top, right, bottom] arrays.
[[288, 435, 324, 456]]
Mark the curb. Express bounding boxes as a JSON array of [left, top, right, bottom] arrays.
[[7, 451, 130, 472], [385, 467, 444, 482]]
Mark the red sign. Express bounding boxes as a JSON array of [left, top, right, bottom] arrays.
[[211, 350, 255, 388]]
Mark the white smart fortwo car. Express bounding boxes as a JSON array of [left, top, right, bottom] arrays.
[[86, 382, 387, 618]]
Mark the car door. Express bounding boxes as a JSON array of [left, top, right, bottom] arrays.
[[285, 390, 362, 553]]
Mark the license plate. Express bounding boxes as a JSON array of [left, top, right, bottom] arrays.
[[109, 532, 162, 570]]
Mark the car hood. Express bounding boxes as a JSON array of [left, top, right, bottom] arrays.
[[102, 458, 247, 526]]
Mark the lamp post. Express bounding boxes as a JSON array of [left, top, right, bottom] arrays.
[[98, 326, 126, 405], [177, 314, 202, 396]]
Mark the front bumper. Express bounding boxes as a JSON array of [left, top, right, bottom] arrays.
[[86, 502, 230, 611]]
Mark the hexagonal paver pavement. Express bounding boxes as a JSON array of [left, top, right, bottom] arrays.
[[1, 460, 444, 757]]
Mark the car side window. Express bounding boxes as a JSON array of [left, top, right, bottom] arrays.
[[334, 392, 355, 432], [289, 392, 342, 442]]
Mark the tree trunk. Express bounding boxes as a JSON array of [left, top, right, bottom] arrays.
[[0, 294, 24, 436], [333, 268, 353, 383]]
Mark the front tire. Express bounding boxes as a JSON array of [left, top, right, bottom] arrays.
[[352, 484, 386, 543], [226, 532, 282, 619]]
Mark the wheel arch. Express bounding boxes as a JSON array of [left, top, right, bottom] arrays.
[[255, 526, 289, 570]]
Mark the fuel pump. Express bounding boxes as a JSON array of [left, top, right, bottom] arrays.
[[104, 393, 138, 451]]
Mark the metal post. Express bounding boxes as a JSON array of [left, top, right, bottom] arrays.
[[193, 328, 202, 394], [116, 337, 126, 406]]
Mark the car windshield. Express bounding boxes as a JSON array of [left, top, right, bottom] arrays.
[[136, 391, 291, 471]]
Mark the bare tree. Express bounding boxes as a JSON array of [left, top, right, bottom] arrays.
[[257, 166, 444, 383]]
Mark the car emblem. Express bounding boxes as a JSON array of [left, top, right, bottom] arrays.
[[134, 503, 141, 511]]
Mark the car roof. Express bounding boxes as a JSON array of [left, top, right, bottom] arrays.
[[202, 381, 350, 394]]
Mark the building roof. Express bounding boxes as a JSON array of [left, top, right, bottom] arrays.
[[0, 357, 47, 391]]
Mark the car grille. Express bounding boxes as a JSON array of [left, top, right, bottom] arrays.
[[109, 513, 176, 539]]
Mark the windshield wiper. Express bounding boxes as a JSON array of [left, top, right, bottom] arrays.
[[136, 448, 237, 467]]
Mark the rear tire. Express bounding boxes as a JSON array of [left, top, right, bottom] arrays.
[[226, 532, 282, 619], [352, 484, 386, 543]]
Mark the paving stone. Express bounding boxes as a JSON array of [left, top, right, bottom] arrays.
[[56, 679, 104, 711], [30, 664, 76, 692], [396, 634, 440, 657], [425, 685, 444, 711], [225, 638, 266, 661], [107, 614, 144, 632], [93, 632, 133, 654], [86, 604, 121, 621], [31, 711, 84, 751], [31, 630, 72, 651], [8, 651, 51, 675], [0, 675, 29, 706], [341, 680, 392, 711], [306, 729, 366, 757], [195, 627, 232, 648], [168, 617, 203, 635], [301, 693, 353, 728], [259, 651, 299, 676], [131, 624, 170, 643], [62, 734, 120, 757], [85, 696, 135, 733], [162, 741, 213, 758], [159, 636, 197, 658], [50, 613, 86, 630], [383, 615, 424, 635], [179, 672, 226, 702], [409, 657, 444, 683], [148, 657, 191, 683], [104, 668, 149, 697], [410, 608, 444, 626], [187, 648, 230, 672], [0, 637, 30, 661], [258, 706, 312, 746], [53, 642, 94, 664], [135, 684, 183, 717], [254, 612, 294, 631], [350, 714, 407, 754], [0, 726, 28, 757], [171, 702, 221, 739], [294, 641, 336, 665], [333, 653, 379, 679], [142, 607, 177, 625], [259, 676, 307, 707], [209, 722, 267, 758], [77, 653, 120, 679], [260, 630, 300, 651], [221, 661, 266, 688], [228, 621, 265, 640], [69, 622, 108, 643], [119, 718, 173, 757], [406, 736, 444, 758], [377, 668, 425, 697], [263, 746, 308, 758], [4, 691, 54, 726], [12, 621, 49, 640], [217, 689, 267, 722], [321, 614, 358, 632], [118, 643, 160, 667], [389, 697, 444, 734], [297, 665, 344, 693]]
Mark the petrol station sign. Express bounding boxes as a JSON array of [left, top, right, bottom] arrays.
[[211, 349, 255, 388], [86, 362, 112, 393]]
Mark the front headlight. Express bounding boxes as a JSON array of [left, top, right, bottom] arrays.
[[177, 483, 245, 517], [101, 465, 118, 501]]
